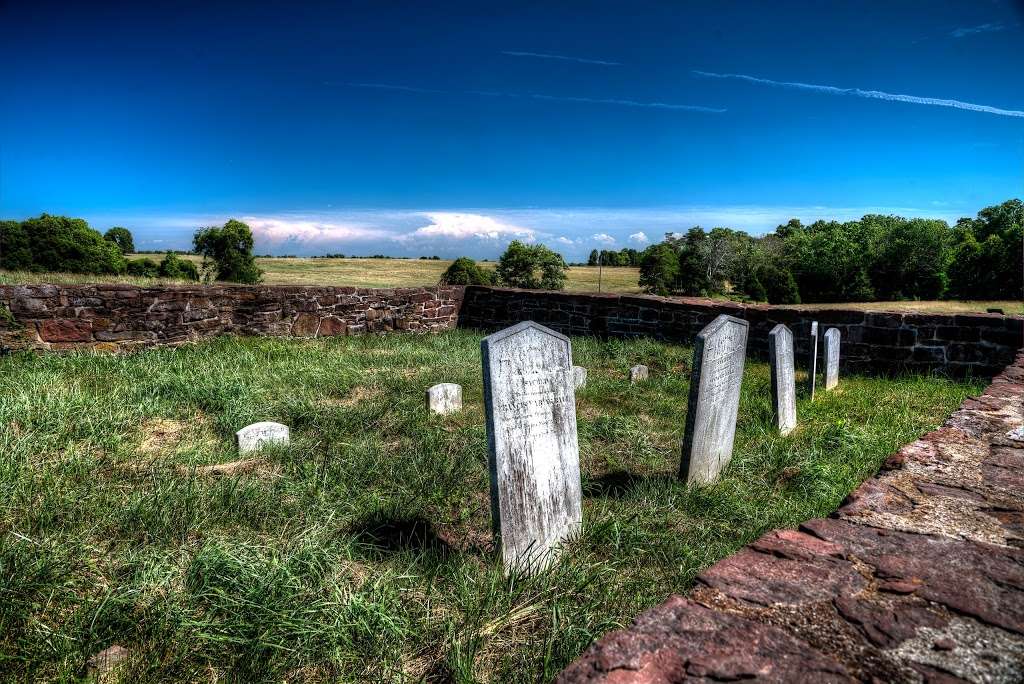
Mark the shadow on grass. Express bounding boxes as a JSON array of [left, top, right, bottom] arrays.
[[582, 470, 678, 498], [350, 513, 454, 556]]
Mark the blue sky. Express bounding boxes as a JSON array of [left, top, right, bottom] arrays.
[[2, 0, 1022, 259]]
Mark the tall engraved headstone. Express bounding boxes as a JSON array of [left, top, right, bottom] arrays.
[[823, 328, 840, 390], [808, 321, 819, 400], [681, 315, 749, 484], [481, 321, 582, 572], [769, 324, 797, 435]]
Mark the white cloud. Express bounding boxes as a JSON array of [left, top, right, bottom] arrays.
[[501, 50, 621, 66], [554, 236, 576, 245], [629, 231, 649, 244], [244, 216, 393, 247], [591, 233, 616, 245], [951, 23, 1006, 38], [406, 212, 536, 241], [693, 70, 1024, 119]]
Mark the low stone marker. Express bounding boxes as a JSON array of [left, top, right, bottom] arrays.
[[236, 421, 289, 455], [769, 324, 797, 435], [426, 383, 463, 414], [573, 366, 587, 389], [629, 364, 649, 384], [808, 321, 819, 400], [681, 314, 749, 484], [481, 321, 582, 572], [824, 328, 840, 390]]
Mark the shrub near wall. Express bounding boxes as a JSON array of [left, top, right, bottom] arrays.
[[458, 286, 1023, 378]]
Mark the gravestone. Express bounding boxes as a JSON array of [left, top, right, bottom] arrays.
[[824, 328, 840, 390], [481, 321, 582, 572], [573, 366, 587, 389], [426, 383, 462, 414], [808, 321, 819, 400], [681, 315, 749, 484], [236, 421, 289, 455], [629, 365, 649, 384], [769, 324, 797, 435]]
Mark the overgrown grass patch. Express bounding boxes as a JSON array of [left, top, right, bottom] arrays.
[[0, 330, 982, 681]]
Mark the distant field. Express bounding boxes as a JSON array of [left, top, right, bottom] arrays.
[[0, 256, 644, 293], [0, 257, 1020, 314]]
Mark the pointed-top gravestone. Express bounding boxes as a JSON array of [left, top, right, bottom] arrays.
[[769, 324, 797, 435], [481, 321, 582, 572], [573, 366, 587, 390], [426, 383, 462, 414], [681, 315, 749, 484], [629, 365, 649, 384], [235, 421, 289, 455], [808, 321, 819, 400], [823, 328, 840, 390]]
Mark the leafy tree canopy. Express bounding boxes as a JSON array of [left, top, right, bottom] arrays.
[[104, 226, 135, 254], [494, 241, 568, 290], [192, 219, 263, 284]]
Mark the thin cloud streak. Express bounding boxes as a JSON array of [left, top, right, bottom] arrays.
[[951, 22, 1006, 38], [346, 82, 725, 114], [693, 70, 1024, 119], [501, 50, 621, 66]]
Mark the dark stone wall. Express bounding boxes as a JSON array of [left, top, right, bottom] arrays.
[[0, 284, 464, 352], [459, 286, 1024, 377]]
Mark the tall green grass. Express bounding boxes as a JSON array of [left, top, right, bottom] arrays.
[[0, 331, 981, 681]]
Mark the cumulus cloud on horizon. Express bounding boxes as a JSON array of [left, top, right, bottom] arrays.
[[591, 233, 616, 245], [245, 216, 394, 247], [404, 212, 536, 242], [629, 231, 649, 244]]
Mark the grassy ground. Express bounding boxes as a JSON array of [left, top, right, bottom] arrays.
[[0, 331, 981, 682], [0, 258, 644, 294]]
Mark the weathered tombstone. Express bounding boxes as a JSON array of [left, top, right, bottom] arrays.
[[769, 324, 797, 435], [823, 328, 840, 390], [426, 383, 462, 414], [808, 321, 819, 400], [573, 366, 587, 389], [629, 365, 649, 384], [680, 315, 749, 484], [235, 421, 289, 455], [481, 321, 582, 572]]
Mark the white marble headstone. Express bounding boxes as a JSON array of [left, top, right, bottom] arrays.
[[808, 321, 819, 400], [481, 321, 582, 572], [235, 421, 289, 455], [824, 328, 840, 390], [681, 315, 749, 484], [426, 383, 463, 414], [573, 366, 587, 389], [629, 365, 649, 384], [769, 324, 797, 435]]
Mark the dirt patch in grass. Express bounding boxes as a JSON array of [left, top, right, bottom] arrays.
[[324, 386, 382, 407]]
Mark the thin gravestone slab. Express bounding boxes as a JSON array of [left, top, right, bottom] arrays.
[[808, 321, 819, 400], [681, 314, 749, 485], [426, 383, 462, 414], [769, 324, 797, 435], [481, 321, 582, 572], [824, 328, 840, 390], [573, 366, 587, 389], [629, 365, 649, 384], [235, 421, 289, 455]]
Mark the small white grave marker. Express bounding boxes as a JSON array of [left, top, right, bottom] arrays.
[[235, 421, 289, 455], [426, 383, 463, 414], [769, 324, 797, 435], [573, 366, 587, 389], [482, 321, 582, 572], [629, 365, 649, 384], [808, 321, 819, 400], [823, 328, 840, 391]]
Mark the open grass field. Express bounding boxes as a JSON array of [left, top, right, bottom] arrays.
[[0, 330, 981, 681]]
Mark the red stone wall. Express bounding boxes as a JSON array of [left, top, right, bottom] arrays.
[[0, 284, 464, 352], [459, 286, 1024, 377], [560, 352, 1024, 682]]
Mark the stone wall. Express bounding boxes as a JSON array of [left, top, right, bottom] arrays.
[[0, 284, 464, 352], [459, 286, 1024, 377], [560, 351, 1024, 682]]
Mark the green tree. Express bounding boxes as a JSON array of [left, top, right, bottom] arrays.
[[756, 264, 801, 304], [638, 243, 680, 295], [103, 226, 135, 254], [587, 249, 599, 266], [439, 257, 492, 285], [494, 241, 568, 290], [868, 216, 951, 300], [192, 219, 263, 284], [158, 252, 200, 281], [946, 199, 1022, 299], [0, 214, 126, 274], [127, 258, 159, 277]]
